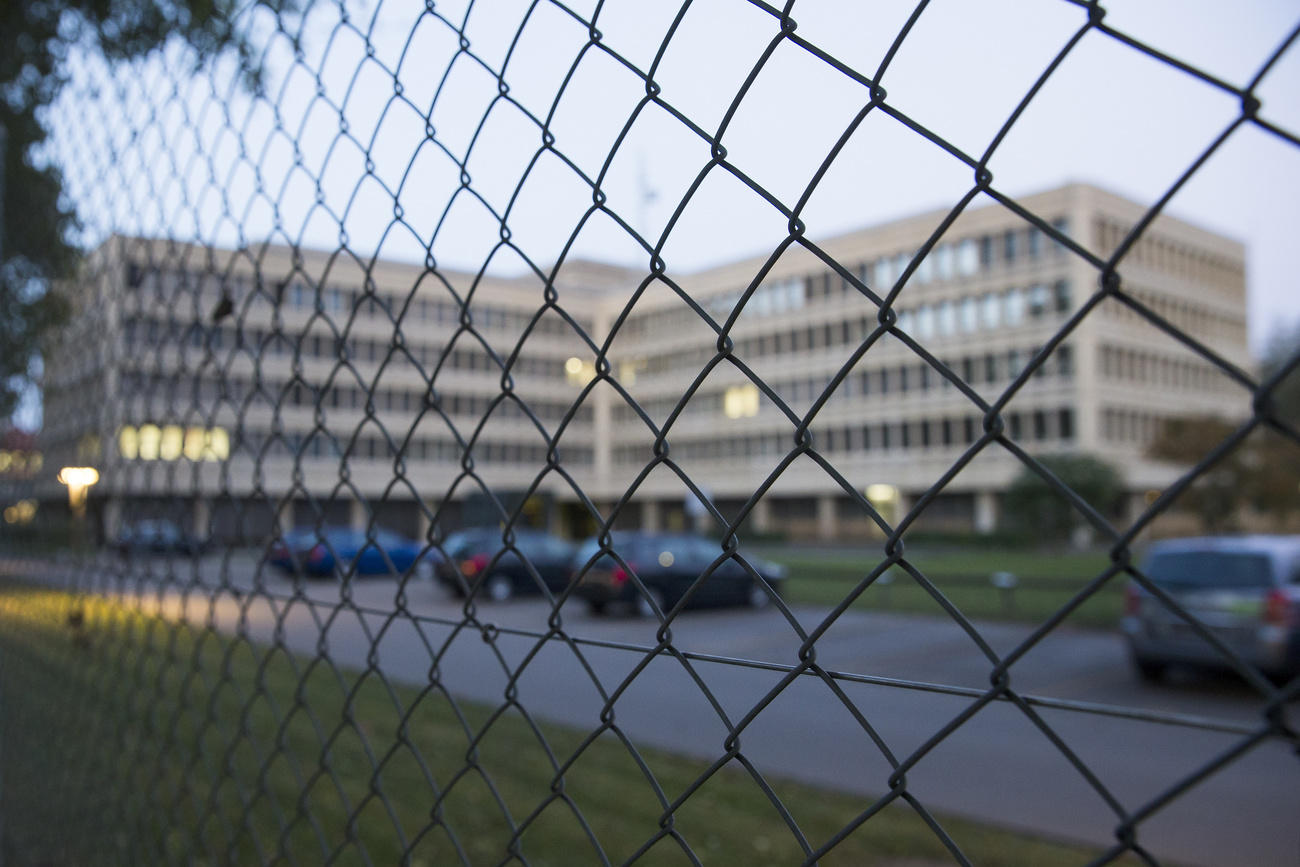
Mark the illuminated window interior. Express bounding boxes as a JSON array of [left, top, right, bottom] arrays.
[[118, 425, 229, 462], [723, 384, 759, 419], [565, 357, 596, 386]]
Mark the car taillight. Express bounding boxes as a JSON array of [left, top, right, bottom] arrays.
[[461, 553, 489, 577], [308, 543, 326, 564], [612, 562, 637, 586], [1263, 589, 1293, 627], [1124, 584, 1141, 617]]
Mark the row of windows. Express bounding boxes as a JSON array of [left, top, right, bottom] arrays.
[[1101, 285, 1243, 344], [614, 344, 1075, 423], [123, 264, 594, 334], [623, 219, 1070, 335], [1093, 219, 1242, 290], [233, 432, 594, 466], [117, 375, 593, 425], [612, 408, 1076, 463], [629, 281, 1072, 376], [1101, 407, 1165, 446], [121, 318, 574, 380], [1098, 345, 1227, 391]]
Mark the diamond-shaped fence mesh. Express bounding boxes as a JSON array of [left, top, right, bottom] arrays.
[[1, 1, 1298, 865]]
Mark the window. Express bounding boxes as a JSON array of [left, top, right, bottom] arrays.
[[934, 244, 954, 281], [1027, 228, 1042, 258], [1005, 288, 1025, 325], [1003, 229, 1018, 262], [1028, 284, 1050, 318], [1051, 217, 1070, 250], [723, 384, 759, 419], [936, 300, 955, 335], [956, 239, 979, 276], [980, 292, 1001, 329], [916, 305, 935, 338], [1053, 280, 1072, 312], [896, 308, 913, 334], [874, 257, 894, 288], [1007, 348, 1022, 377], [1058, 408, 1075, 440], [916, 251, 934, 284], [979, 235, 994, 268], [1033, 410, 1048, 440], [1057, 344, 1074, 377], [959, 297, 978, 332]]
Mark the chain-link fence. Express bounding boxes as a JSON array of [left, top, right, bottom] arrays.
[[2, 1, 1299, 865]]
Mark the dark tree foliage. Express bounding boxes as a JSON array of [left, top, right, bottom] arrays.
[[1146, 415, 1245, 532], [0, 0, 279, 421], [1259, 320, 1300, 429], [1003, 454, 1125, 543]]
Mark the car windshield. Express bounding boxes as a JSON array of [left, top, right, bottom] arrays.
[[1144, 551, 1274, 590]]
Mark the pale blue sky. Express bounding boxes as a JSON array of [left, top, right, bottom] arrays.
[[46, 0, 1300, 361]]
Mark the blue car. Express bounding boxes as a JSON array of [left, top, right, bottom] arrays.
[[268, 526, 439, 579]]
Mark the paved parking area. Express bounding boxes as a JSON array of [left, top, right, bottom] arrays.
[[7, 551, 1296, 866]]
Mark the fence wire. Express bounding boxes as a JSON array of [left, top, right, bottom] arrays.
[[2, 1, 1299, 865]]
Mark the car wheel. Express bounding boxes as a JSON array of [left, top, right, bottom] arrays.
[[485, 574, 514, 603], [586, 600, 607, 616], [748, 581, 772, 609], [636, 586, 668, 619], [1134, 657, 1167, 682]]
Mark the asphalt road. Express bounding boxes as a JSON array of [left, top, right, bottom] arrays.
[[7, 551, 1298, 866]]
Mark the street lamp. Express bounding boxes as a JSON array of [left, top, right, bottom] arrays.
[[57, 466, 99, 518]]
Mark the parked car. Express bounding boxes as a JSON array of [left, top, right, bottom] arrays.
[[268, 526, 438, 579], [434, 527, 576, 601], [115, 519, 208, 556], [571, 531, 786, 616], [1121, 535, 1300, 682]]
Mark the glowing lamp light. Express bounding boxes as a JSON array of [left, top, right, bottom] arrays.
[[57, 466, 100, 517], [564, 357, 596, 386]]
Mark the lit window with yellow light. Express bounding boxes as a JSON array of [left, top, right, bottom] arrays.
[[723, 384, 759, 419]]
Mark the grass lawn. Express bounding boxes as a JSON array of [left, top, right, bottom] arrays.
[[756, 546, 1123, 629], [0, 582, 1120, 866]]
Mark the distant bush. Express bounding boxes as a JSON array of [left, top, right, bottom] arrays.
[[1003, 454, 1125, 543]]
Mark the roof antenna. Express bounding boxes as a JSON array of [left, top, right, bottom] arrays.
[[637, 153, 659, 239]]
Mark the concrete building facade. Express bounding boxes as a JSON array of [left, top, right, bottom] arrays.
[[37, 183, 1250, 542]]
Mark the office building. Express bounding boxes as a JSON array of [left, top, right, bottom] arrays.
[[36, 183, 1250, 541]]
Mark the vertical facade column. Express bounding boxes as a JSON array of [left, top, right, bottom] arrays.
[[751, 497, 772, 534], [417, 502, 432, 542], [816, 494, 837, 541], [973, 491, 999, 535], [349, 497, 367, 530], [641, 499, 660, 532], [192, 497, 211, 541]]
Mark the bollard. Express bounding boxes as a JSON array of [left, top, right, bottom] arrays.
[[990, 571, 1018, 614]]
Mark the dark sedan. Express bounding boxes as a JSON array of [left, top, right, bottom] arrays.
[[434, 527, 576, 601], [268, 526, 437, 579], [115, 519, 208, 556], [571, 532, 786, 616]]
